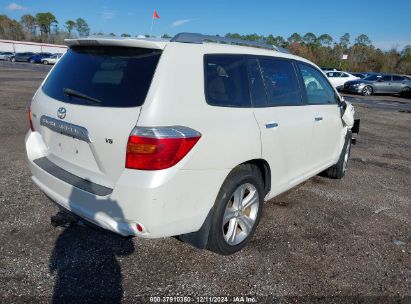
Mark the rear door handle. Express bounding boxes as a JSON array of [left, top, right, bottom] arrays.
[[265, 122, 278, 129], [314, 117, 323, 121]]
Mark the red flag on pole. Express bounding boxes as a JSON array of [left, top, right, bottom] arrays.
[[153, 10, 160, 19]]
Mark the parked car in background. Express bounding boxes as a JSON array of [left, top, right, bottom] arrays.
[[26, 33, 359, 255], [41, 53, 63, 65], [10, 52, 35, 62], [324, 71, 359, 90], [28, 52, 52, 64], [343, 74, 411, 97], [321, 67, 341, 71], [0, 51, 14, 60], [350, 72, 367, 79]]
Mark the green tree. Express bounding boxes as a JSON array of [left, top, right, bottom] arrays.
[[161, 33, 171, 38], [75, 18, 90, 37], [287, 33, 302, 44], [340, 33, 350, 49], [355, 34, 371, 46], [65, 20, 76, 38], [303, 32, 317, 44], [35, 12, 57, 41], [121, 33, 131, 37], [109, 33, 116, 36], [317, 34, 333, 46]]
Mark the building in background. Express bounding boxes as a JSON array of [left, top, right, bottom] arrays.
[[0, 39, 67, 54]]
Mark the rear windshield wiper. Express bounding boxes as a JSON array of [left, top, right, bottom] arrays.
[[63, 88, 102, 104]]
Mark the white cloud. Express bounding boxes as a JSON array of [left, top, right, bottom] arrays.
[[101, 10, 115, 20], [171, 19, 193, 27], [6, 2, 26, 11]]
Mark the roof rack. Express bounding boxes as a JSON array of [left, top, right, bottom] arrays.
[[170, 32, 289, 54]]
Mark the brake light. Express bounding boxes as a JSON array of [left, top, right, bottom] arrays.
[[126, 126, 201, 170], [29, 107, 34, 131]]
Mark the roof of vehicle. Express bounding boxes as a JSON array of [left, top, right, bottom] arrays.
[[64, 33, 311, 65]]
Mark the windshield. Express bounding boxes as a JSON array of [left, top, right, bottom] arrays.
[[42, 46, 161, 107], [363, 74, 381, 81]]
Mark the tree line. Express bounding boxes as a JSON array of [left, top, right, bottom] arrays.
[[224, 32, 411, 74], [0, 13, 90, 44], [1, 13, 410, 74]]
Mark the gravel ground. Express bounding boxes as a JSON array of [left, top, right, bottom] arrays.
[[0, 62, 410, 303]]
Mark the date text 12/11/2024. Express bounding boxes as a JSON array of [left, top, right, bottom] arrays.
[[149, 296, 257, 303]]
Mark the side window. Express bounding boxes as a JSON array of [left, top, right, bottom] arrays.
[[297, 63, 336, 105], [204, 55, 251, 107], [258, 58, 302, 106], [247, 58, 268, 107], [341, 73, 349, 78], [381, 75, 392, 82], [393, 75, 404, 82]]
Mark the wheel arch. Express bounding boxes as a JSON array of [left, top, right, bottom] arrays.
[[179, 158, 271, 249]]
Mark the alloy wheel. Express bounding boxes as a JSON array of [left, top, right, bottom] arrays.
[[222, 183, 259, 246]]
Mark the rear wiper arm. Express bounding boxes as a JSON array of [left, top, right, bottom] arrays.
[[63, 88, 102, 104]]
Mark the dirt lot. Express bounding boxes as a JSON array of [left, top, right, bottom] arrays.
[[0, 62, 410, 303]]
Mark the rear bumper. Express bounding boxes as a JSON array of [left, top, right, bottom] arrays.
[[26, 131, 228, 238]]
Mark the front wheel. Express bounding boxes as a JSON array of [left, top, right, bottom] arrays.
[[362, 85, 373, 96], [207, 164, 264, 255], [43, 60, 48, 65], [11, 57, 15, 63], [321, 131, 352, 179], [400, 87, 410, 98]]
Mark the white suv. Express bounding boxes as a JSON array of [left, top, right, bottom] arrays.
[[25, 33, 359, 255]]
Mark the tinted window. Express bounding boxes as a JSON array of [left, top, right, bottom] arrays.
[[297, 63, 336, 105], [204, 55, 251, 107], [381, 75, 392, 82], [393, 75, 405, 81], [259, 58, 302, 106], [42, 46, 161, 107], [364, 74, 381, 81], [341, 73, 349, 78], [248, 58, 267, 107]]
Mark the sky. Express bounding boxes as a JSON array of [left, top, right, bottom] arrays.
[[1, 0, 411, 50]]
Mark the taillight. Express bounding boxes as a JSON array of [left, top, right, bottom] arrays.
[[126, 126, 201, 170], [29, 107, 34, 132]]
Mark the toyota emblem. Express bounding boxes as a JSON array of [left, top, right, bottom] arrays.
[[57, 107, 66, 119]]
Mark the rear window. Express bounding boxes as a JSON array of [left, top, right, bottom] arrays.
[[204, 55, 251, 107], [42, 46, 161, 107]]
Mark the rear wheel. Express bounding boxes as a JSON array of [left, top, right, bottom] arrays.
[[207, 164, 264, 255], [400, 87, 410, 98], [362, 85, 373, 96], [11, 57, 15, 63], [29, 59, 35, 64], [43, 60, 48, 65], [322, 131, 352, 179]]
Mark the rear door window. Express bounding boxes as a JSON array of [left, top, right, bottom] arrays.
[[297, 63, 336, 105], [393, 75, 405, 82], [258, 58, 302, 106], [204, 55, 251, 107], [42, 46, 162, 107]]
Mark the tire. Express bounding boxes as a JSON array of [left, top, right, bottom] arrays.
[[43, 60, 48, 65], [11, 57, 15, 63], [206, 164, 264, 255], [400, 87, 410, 98], [29, 59, 35, 64], [362, 85, 373, 96], [322, 131, 352, 179]]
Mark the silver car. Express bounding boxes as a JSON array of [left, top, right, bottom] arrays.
[[343, 74, 411, 97], [0, 51, 14, 60]]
